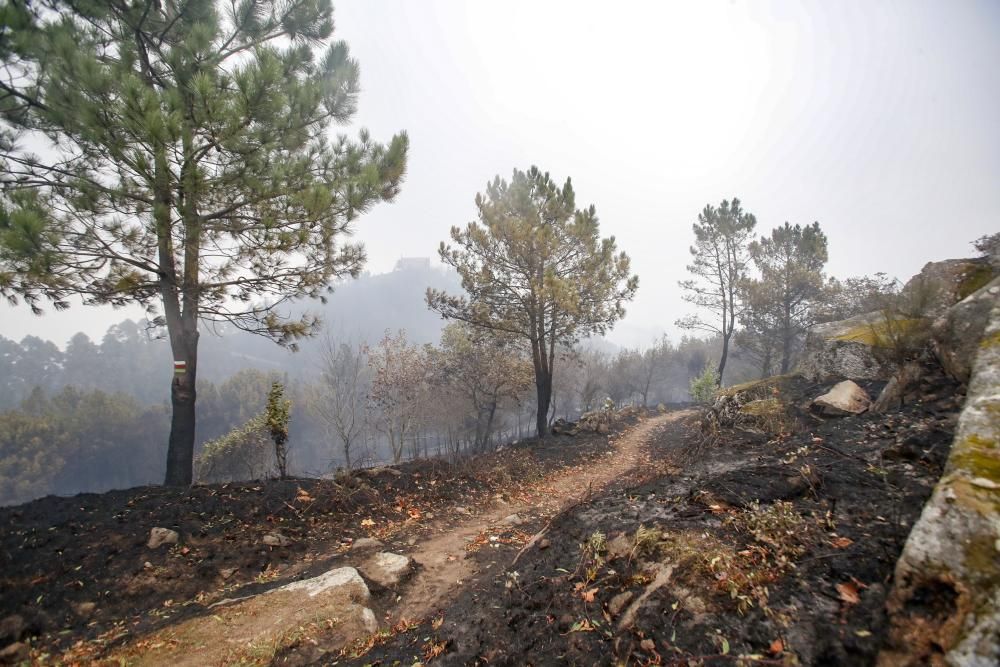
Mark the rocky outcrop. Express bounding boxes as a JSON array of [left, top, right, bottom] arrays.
[[798, 311, 895, 382], [810, 380, 871, 416], [880, 284, 1000, 666], [901, 257, 995, 318], [931, 276, 1000, 384], [118, 567, 377, 666]]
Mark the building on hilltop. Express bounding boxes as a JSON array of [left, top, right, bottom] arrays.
[[394, 257, 431, 272]]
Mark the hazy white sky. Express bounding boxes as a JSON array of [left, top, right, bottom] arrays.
[[2, 0, 998, 348]]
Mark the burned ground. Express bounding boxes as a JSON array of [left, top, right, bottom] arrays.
[[0, 432, 615, 663], [341, 371, 960, 666]]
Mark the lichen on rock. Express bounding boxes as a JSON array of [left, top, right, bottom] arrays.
[[880, 278, 1000, 667]]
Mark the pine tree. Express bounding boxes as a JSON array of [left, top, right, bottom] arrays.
[[0, 1, 408, 485], [427, 167, 638, 438], [742, 222, 828, 374], [676, 198, 757, 384]]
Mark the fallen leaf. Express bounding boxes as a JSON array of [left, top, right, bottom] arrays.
[[640, 638, 655, 652], [830, 536, 853, 549], [836, 581, 860, 605], [855, 629, 872, 637], [769, 638, 784, 655], [581, 588, 599, 603], [360, 518, 375, 527]]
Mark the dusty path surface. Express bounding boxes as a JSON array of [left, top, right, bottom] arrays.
[[387, 411, 689, 624]]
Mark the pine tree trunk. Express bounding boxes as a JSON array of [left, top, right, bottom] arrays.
[[535, 371, 552, 438], [164, 328, 198, 486]]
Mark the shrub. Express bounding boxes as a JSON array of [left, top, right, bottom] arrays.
[[689, 362, 720, 404], [266, 382, 291, 478], [195, 413, 272, 484]]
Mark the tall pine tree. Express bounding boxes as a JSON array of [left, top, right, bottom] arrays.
[[0, 1, 408, 484]]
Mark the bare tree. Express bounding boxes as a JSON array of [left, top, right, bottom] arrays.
[[307, 338, 369, 471]]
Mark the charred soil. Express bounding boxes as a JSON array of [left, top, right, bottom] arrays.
[[339, 371, 961, 666]]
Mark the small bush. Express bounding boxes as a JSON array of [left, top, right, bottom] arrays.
[[689, 362, 720, 403], [266, 381, 291, 478], [195, 413, 272, 483]]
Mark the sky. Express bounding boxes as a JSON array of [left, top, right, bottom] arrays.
[[2, 0, 998, 348]]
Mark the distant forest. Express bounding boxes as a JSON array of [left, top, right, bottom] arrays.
[[0, 260, 750, 505]]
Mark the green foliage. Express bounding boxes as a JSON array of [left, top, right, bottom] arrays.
[[266, 382, 292, 478], [739, 221, 829, 375], [0, 0, 408, 484], [194, 412, 272, 484], [0, 386, 168, 506], [689, 362, 720, 404]]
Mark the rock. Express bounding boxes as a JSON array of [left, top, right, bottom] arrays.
[[608, 591, 633, 616], [117, 567, 377, 666], [880, 282, 1000, 666], [931, 276, 1000, 384], [147, 527, 179, 549], [871, 362, 925, 413], [502, 513, 525, 527], [597, 422, 610, 435], [900, 257, 995, 318], [0, 616, 24, 644], [72, 601, 96, 619], [359, 552, 413, 588], [262, 532, 291, 547], [219, 567, 237, 580], [811, 380, 871, 416], [538, 538, 551, 550], [350, 537, 384, 551], [798, 311, 895, 382], [0, 642, 28, 664], [454, 506, 471, 516]]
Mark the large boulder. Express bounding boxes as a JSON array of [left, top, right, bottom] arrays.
[[115, 567, 377, 666], [811, 380, 871, 416], [880, 285, 1000, 666], [798, 311, 895, 382], [901, 257, 995, 319], [931, 276, 1000, 384]]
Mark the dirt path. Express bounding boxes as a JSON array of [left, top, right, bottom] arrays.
[[104, 412, 688, 666], [388, 411, 689, 623]]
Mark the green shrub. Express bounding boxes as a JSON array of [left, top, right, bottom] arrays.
[[689, 362, 720, 404], [195, 413, 272, 484]]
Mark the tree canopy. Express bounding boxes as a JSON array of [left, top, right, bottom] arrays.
[[0, 0, 408, 484], [427, 166, 637, 437]]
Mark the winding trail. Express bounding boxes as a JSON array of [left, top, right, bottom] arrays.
[[387, 410, 690, 623], [109, 411, 690, 665]]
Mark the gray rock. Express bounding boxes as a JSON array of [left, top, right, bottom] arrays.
[[147, 527, 179, 549], [262, 532, 291, 547], [881, 279, 1000, 666], [0, 642, 28, 664], [359, 552, 413, 588], [502, 513, 525, 527], [811, 380, 871, 416], [932, 276, 1000, 384], [798, 311, 894, 382], [350, 537, 384, 551], [454, 506, 471, 516], [219, 567, 237, 580], [608, 591, 633, 616]]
